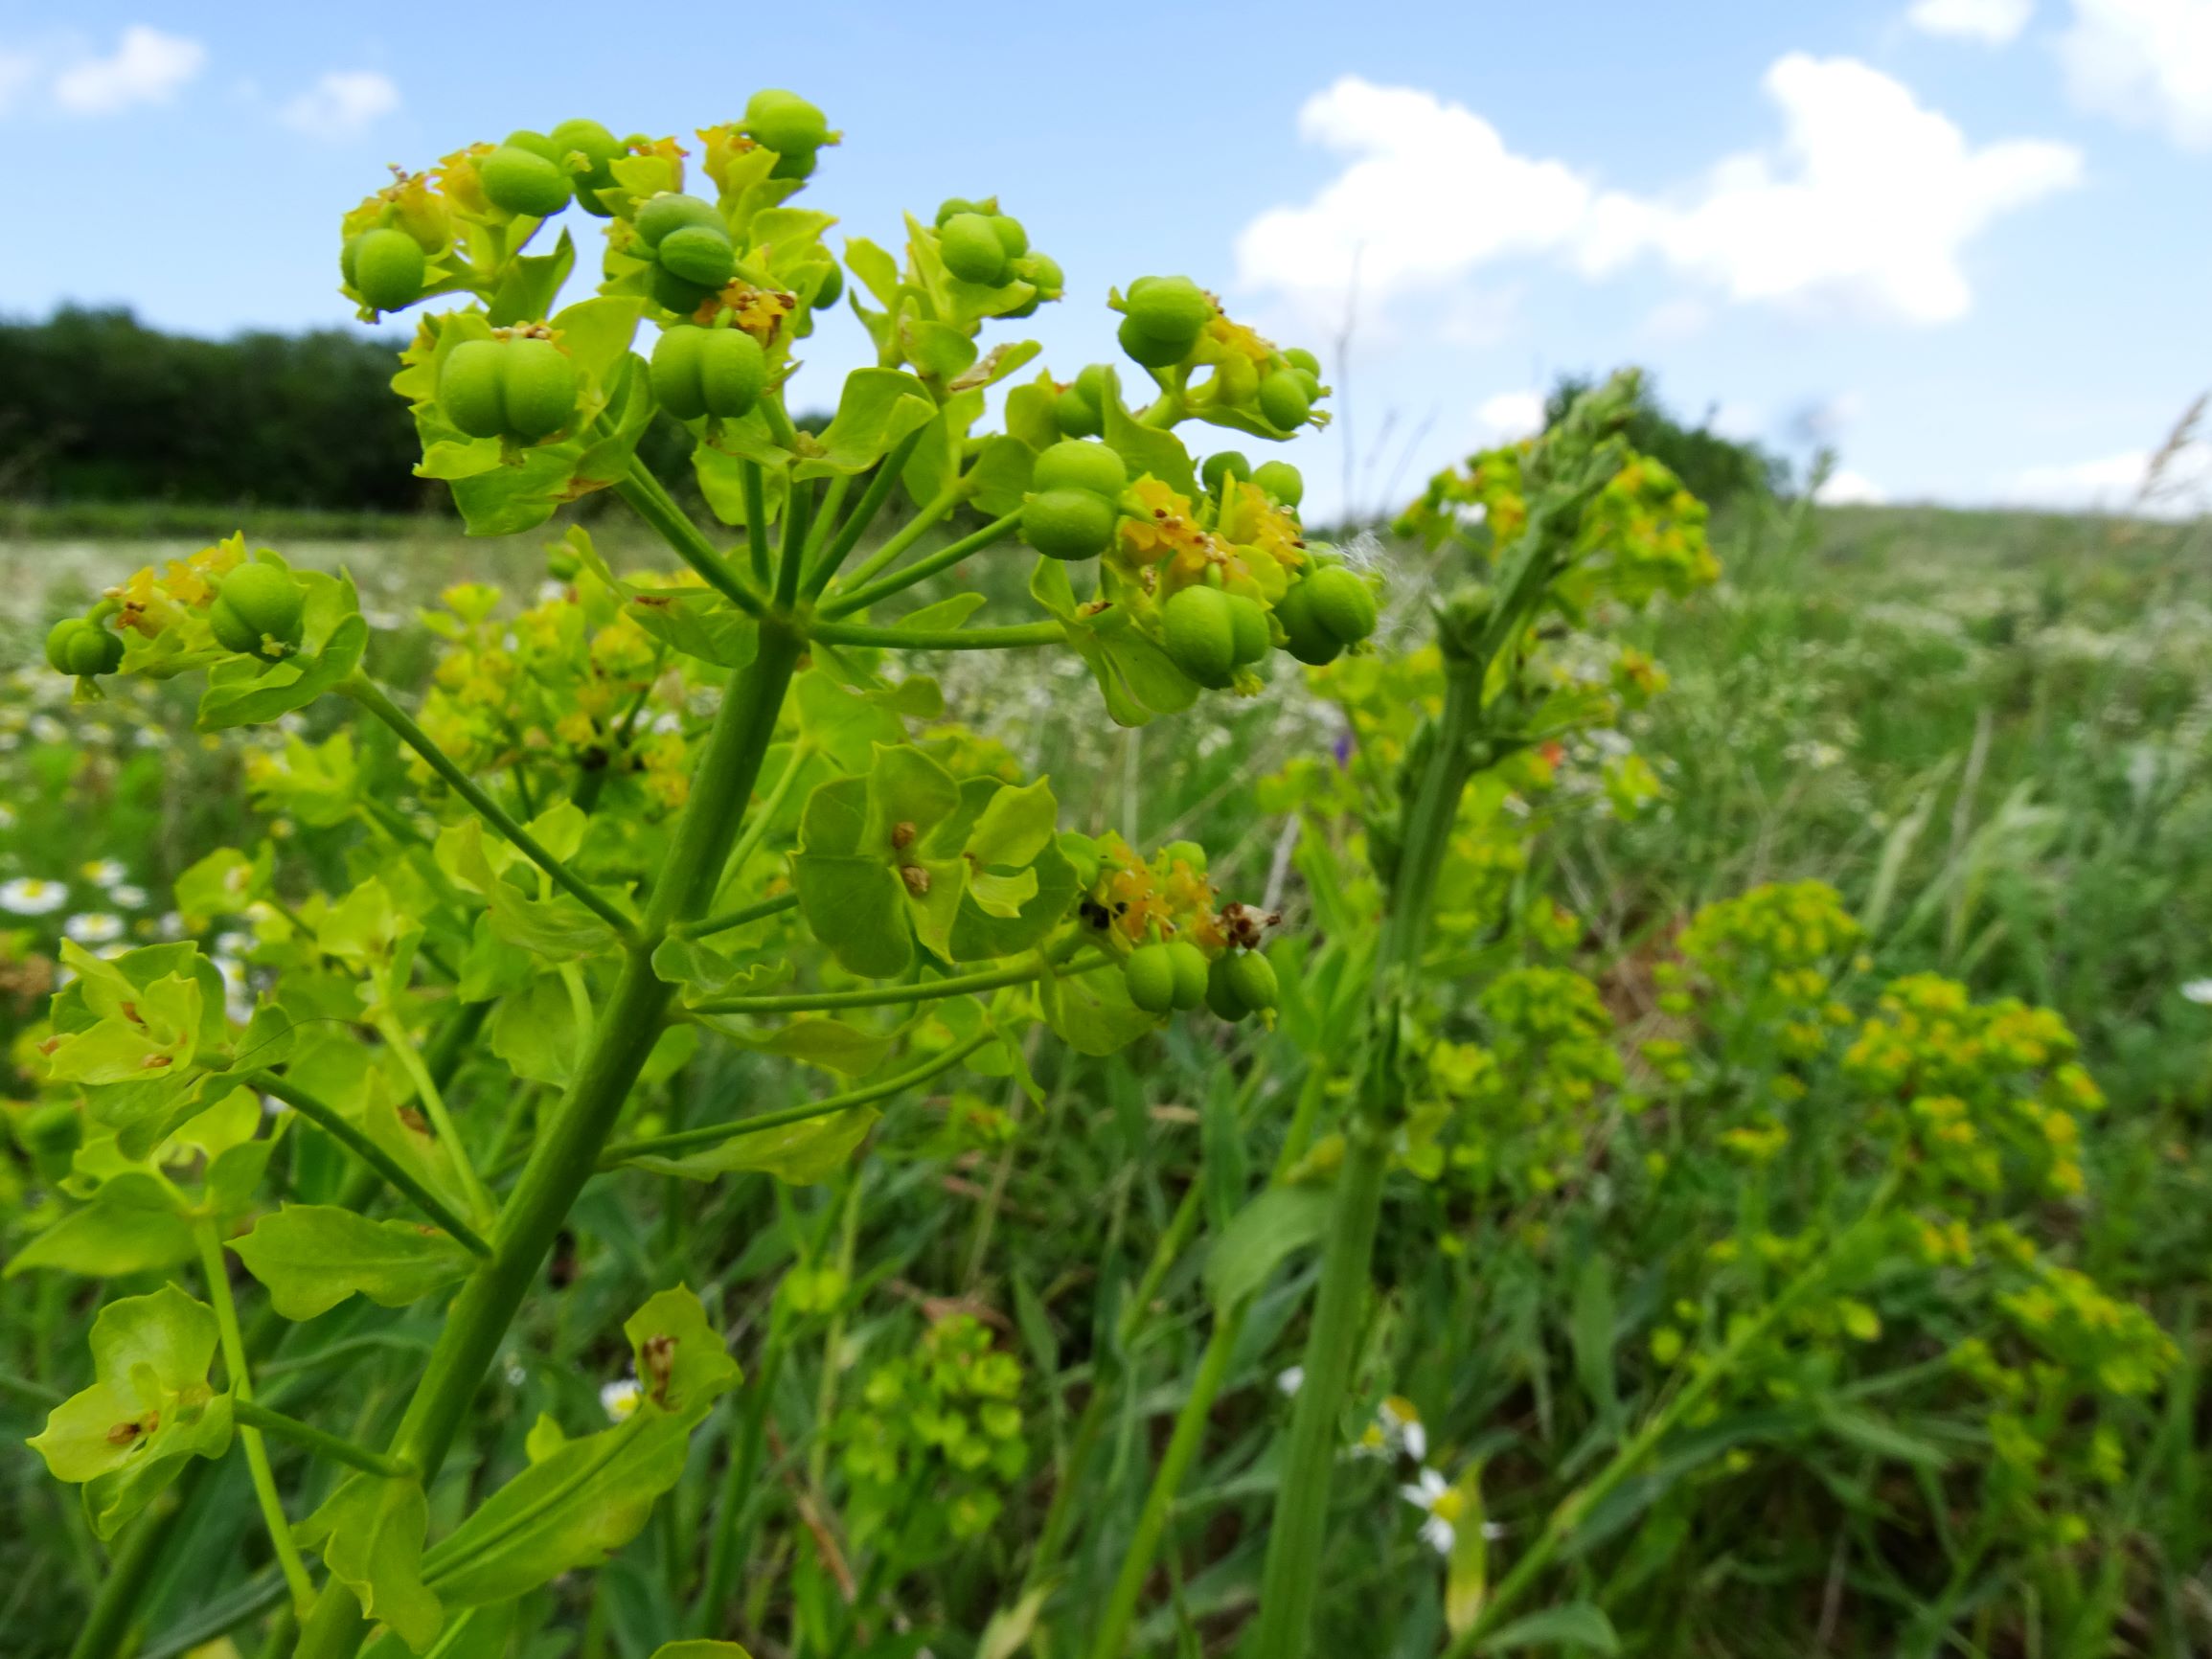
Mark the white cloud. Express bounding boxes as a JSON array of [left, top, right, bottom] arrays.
[[1907, 0, 2036, 43], [1235, 79, 1595, 307], [1815, 467, 1890, 505], [51, 25, 203, 115], [280, 70, 399, 140], [1472, 390, 1546, 442], [2002, 448, 2158, 507], [2061, 0, 2212, 148], [1239, 59, 2080, 329]]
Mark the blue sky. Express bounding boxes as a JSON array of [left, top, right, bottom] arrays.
[[1, 0, 2205, 518]]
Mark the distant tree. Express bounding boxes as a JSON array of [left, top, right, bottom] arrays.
[[0, 307, 435, 511], [1543, 370, 1787, 511]]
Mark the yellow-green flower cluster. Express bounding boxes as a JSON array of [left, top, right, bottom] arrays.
[[836, 1312, 1027, 1555]]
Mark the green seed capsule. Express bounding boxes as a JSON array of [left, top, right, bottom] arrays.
[[745, 89, 831, 157], [1305, 565, 1378, 644], [1125, 944, 1178, 1014], [550, 119, 625, 215], [1033, 439, 1128, 498], [635, 193, 723, 249], [1054, 386, 1103, 438], [804, 260, 844, 307], [1224, 948, 1278, 1011], [650, 263, 718, 316], [479, 145, 573, 218], [935, 196, 983, 227], [1258, 369, 1311, 430], [1165, 942, 1209, 1011], [344, 227, 426, 312], [1161, 585, 1238, 690], [1291, 368, 1322, 399], [1275, 580, 1344, 666], [940, 213, 1011, 285], [989, 215, 1029, 259], [1205, 953, 1251, 1022], [1124, 276, 1211, 348], [656, 223, 736, 287], [502, 129, 563, 164], [1225, 594, 1270, 666], [208, 563, 306, 660], [1014, 253, 1062, 298], [650, 325, 767, 420], [1283, 347, 1322, 377], [1118, 316, 1189, 370], [1250, 460, 1304, 507], [440, 335, 581, 443], [769, 146, 819, 182], [45, 617, 124, 677], [1200, 452, 1251, 495], [1023, 489, 1117, 562]]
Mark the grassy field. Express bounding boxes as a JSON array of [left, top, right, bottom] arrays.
[[3, 495, 2208, 1657]]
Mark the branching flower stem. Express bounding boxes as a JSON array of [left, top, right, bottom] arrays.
[[342, 673, 635, 942]]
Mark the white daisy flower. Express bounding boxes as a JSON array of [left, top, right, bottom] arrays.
[[63, 913, 125, 944], [601, 1377, 644, 1422], [216, 930, 255, 959], [1276, 1366, 1305, 1398], [80, 859, 128, 888], [2183, 979, 2212, 1008], [109, 884, 148, 910], [1352, 1395, 1425, 1463], [211, 957, 256, 1024], [0, 877, 69, 916], [1402, 1467, 1462, 1555]]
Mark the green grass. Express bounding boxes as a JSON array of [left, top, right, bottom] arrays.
[[3, 497, 2208, 1658]]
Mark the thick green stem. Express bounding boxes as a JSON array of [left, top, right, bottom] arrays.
[[1250, 657, 1484, 1659], [195, 1220, 316, 1618], [345, 674, 635, 942], [810, 619, 1065, 653], [1089, 1303, 1247, 1659], [231, 1400, 414, 1480], [289, 626, 807, 1659], [818, 509, 1024, 619], [741, 461, 772, 587], [600, 1027, 996, 1166], [251, 1074, 491, 1258], [776, 478, 812, 608]]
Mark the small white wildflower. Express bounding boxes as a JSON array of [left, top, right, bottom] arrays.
[[216, 930, 255, 959], [1352, 1395, 1425, 1462], [1276, 1366, 1305, 1398], [601, 1377, 644, 1422], [80, 859, 128, 888], [212, 957, 256, 1024], [155, 911, 187, 940], [1401, 1467, 1461, 1556], [505, 1363, 527, 1388], [29, 715, 67, 745], [109, 884, 148, 910], [536, 580, 569, 604], [0, 805, 14, 830], [0, 877, 69, 917], [2182, 979, 2212, 1008], [63, 913, 125, 944]]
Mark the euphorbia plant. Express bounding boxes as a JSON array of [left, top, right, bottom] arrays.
[[19, 95, 1364, 1658]]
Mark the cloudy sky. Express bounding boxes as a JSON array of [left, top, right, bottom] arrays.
[[0, 0, 2203, 519]]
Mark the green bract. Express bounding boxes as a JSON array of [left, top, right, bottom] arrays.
[[209, 563, 307, 660], [650, 325, 767, 421], [438, 334, 581, 443]]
